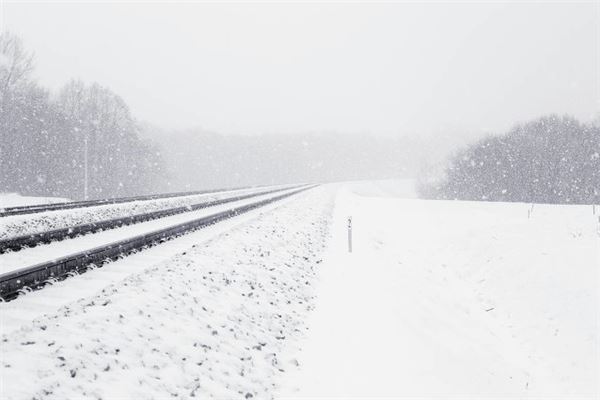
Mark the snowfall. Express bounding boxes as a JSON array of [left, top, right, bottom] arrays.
[[0, 180, 598, 399]]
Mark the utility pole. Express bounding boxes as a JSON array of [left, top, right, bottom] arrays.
[[84, 134, 89, 200]]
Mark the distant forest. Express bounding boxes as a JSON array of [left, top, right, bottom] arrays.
[[3, 32, 598, 204], [142, 126, 422, 192], [0, 32, 421, 200], [418, 115, 600, 204]]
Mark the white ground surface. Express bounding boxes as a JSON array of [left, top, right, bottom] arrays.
[[279, 181, 599, 399], [0, 186, 334, 399], [0, 193, 69, 208], [1, 180, 598, 399]]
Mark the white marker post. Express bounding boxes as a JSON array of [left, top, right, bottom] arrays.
[[528, 203, 535, 219], [348, 216, 352, 253]]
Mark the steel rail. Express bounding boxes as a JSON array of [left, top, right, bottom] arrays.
[[0, 185, 299, 253], [0, 184, 271, 217], [0, 189, 213, 217], [0, 185, 315, 300]]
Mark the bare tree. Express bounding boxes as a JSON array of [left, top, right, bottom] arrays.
[[57, 80, 165, 198], [0, 33, 165, 199], [0, 32, 34, 104]]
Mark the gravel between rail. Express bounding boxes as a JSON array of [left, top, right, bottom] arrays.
[[0, 186, 312, 299], [0, 185, 293, 241]]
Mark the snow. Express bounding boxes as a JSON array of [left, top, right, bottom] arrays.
[[0, 186, 334, 399], [279, 181, 599, 399], [1, 180, 598, 399], [0, 193, 69, 208], [0, 186, 303, 276], [0, 186, 289, 240], [343, 178, 417, 198]]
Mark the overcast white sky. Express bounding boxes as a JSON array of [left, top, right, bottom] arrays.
[[2, 1, 599, 137]]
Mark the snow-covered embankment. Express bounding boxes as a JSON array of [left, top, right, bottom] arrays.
[[280, 182, 599, 399]]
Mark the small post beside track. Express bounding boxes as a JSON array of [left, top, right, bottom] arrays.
[[348, 216, 352, 253]]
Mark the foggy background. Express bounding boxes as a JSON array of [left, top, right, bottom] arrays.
[[1, 1, 598, 200]]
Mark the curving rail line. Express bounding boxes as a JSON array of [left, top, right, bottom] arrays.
[[0, 185, 315, 300]]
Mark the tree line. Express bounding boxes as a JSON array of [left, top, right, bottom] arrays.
[[0, 32, 420, 201], [0, 32, 166, 200], [418, 115, 600, 204], [143, 126, 420, 192]]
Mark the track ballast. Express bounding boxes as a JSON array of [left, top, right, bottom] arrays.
[[0, 185, 315, 300]]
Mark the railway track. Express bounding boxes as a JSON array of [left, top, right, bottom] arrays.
[[0, 185, 315, 300], [0, 186, 294, 253], [0, 184, 265, 217]]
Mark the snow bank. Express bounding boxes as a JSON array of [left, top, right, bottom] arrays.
[[0, 193, 69, 208], [0, 187, 334, 399], [280, 183, 599, 399]]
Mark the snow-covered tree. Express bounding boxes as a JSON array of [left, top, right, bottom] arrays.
[[427, 115, 600, 204]]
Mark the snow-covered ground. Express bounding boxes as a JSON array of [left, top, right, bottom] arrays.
[[343, 178, 416, 198], [1, 181, 598, 399], [0, 186, 303, 275], [0, 186, 334, 399], [0, 193, 69, 208], [279, 181, 599, 399], [0, 185, 287, 240]]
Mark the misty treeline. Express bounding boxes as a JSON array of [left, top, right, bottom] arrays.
[[142, 127, 420, 191], [8, 32, 596, 205], [0, 32, 165, 200], [0, 32, 422, 200], [418, 115, 600, 204]]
